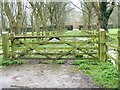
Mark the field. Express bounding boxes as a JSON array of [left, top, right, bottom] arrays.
[[109, 29, 118, 34], [108, 29, 118, 44]]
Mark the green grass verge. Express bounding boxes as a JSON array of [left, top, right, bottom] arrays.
[[108, 29, 118, 44], [72, 60, 118, 88], [0, 56, 25, 67], [55, 60, 65, 64], [108, 29, 118, 34]]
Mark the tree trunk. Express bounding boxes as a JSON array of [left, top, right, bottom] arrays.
[[99, 1, 114, 32]]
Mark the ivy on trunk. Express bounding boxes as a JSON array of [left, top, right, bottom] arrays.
[[92, 0, 115, 32], [99, 1, 115, 32]]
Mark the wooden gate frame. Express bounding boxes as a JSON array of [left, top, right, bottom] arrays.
[[2, 30, 119, 62], [9, 33, 98, 60]]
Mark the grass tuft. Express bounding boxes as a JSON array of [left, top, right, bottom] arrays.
[[55, 60, 65, 64], [0, 57, 25, 67], [72, 60, 118, 88]]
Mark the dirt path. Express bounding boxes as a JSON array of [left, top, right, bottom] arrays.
[[0, 63, 98, 88]]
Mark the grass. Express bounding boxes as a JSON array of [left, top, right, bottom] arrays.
[[108, 29, 118, 34], [0, 56, 25, 67], [72, 60, 118, 88], [108, 29, 118, 44], [63, 30, 82, 36], [0, 59, 25, 66], [55, 60, 65, 64]]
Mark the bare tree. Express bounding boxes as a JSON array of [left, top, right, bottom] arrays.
[[71, 0, 95, 30], [29, 2, 41, 35], [47, 2, 68, 31], [92, 0, 115, 31], [1, 0, 72, 35], [81, 2, 95, 30], [1, 2, 6, 32], [2, 1, 23, 35]]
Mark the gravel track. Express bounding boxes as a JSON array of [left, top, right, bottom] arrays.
[[0, 63, 99, 89]]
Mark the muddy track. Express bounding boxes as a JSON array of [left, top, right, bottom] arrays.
[[0, 63, 99, 89]]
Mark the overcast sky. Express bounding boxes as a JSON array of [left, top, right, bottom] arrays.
[[71, 0, 80, 6]]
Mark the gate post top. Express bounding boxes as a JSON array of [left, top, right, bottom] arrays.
[[99, 29, 106, 43]]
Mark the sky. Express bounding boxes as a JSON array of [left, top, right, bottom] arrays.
[[71, 0, 81, 11], [71, 0, 80, 6]]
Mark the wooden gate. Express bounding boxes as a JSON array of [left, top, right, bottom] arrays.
[[10, 33, 99, 60]]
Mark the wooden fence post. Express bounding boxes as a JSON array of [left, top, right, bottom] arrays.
[[99, 29, 106, 62], [98, 31, 100, 60], [2, 32, 9, 60], [118, 30, 120, 89], [105, 33, 108, 61], [11, 33, 16, 59]]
